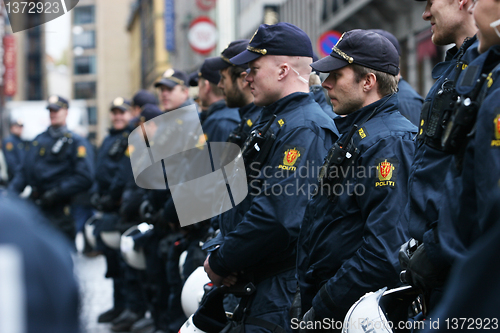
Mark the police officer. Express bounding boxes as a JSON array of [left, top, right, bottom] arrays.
[[414, 1, 500, 326], [399, 0, 478, 311], [9, 95, 94, 242], [130, 90, 158, 127], [154, 69, 196, 112], [204, 22, 339, 333], [196, 58, 241, 143], [207, 39, 262, 145], [2, 119, 26, 181], [370, 29, 424, 126], [296, 30, 416, 327], [0, 196, 79, 333]]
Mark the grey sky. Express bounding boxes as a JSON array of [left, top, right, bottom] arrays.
[[45, 11, 70, 60]]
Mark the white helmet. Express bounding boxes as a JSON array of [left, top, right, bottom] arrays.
[[100, 230, 122, 250], [342, 287, 392, 333], [83, 215, 98, 249], [178, 315, 207, 333], [120, 223, 154, 270], [181, 266, 211, 317]]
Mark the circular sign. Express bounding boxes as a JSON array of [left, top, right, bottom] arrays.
[[196, 0, 217, 11], [188, 16, 218, 55], [317, 30, 342, 58]]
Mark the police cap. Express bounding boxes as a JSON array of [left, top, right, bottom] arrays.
[[140, 103, 162, 122], [188, 71, 199, 87], [204, 39, 250, 71], [154, 69, 189, 88], [370, 29, 401, 56], [10, 119, 23, 127], [198, 59, 221, 85], [110, 97, 131, 112], [132, 90, 157, 108], [310, 29, 399, 76], [230, 22, 313, 65], [47, 95, 69, 110]]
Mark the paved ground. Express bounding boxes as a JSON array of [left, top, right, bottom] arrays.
[[74, 233, 114, 333]]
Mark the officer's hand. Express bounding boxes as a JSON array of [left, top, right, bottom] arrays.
[[204, 255, 224, 287], [99, 195, 117, 212], [222, 273, 238, 287], [404, 243, 448, 291], [90, 193, 100, 210], [299, 308, 316, 333], [39, 189, 58, 208]]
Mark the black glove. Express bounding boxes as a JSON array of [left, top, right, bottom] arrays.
[[192, 287, 227, 332], [99, 195, 118, 212], [399, 239, 448, 291], [39, 188, 59, 208], [299, 308, 316, 333]]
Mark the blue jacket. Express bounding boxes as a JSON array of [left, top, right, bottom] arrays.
[[238, 102, 262, 138], [403, 37, 479, 246], [433, 45, 500, 267], [2, 134, 26, 180], [202, 100, 241, 143], [397, 78, 424, 126], [9, 126, 94, 200], [209, 92, 339, 278], [309, 85, 336, 119], [93, 127, 133, 200], [298, 94, 417, 319]]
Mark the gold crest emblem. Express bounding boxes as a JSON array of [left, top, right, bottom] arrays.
[[283, 148, 300, 166], [125, 145, 134, 157], [113, 97, 124, 106], [495, 115, 500, 140], [249, 29, 258, 43], [5, 142, 13, 151], [77, 146, 87, 158], [164, 68, 175, 78], [49, 95, 59, 104], [377, 159, 395, 182]]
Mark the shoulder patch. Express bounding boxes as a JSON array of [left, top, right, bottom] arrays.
[[375, 158, 398, 188], [125, 145, 134, 157], [278, 119, 285, 127], [5, 142, 13, 151], [492, 113, 500, 147], [77, 145, 87, 158], [278, 145, 305, 172], [358, 127, 369, 139]]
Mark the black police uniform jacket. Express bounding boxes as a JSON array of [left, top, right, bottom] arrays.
[[297, 94, 417, 319], [209, 92, 339, 279], [93, 126, 133, 200], [434, 45, 500, 268], [201, 99, 241, 143], [402, 37, 478, 247], [9, 126, 93, 201], [2, 134, 26, 181]]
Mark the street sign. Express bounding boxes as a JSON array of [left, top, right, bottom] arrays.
[[317, 30, 342, 58], [188, 16, 217, 55], [196, 0, 217, 11]]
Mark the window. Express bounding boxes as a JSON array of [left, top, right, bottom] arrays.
[[74, 56, 97, 75], [73, 30, 96, 49], [87, 107, 97, 125], [74, 81, 96, 99], [74, 6, 95, 24]]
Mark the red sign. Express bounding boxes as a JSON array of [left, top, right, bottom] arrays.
[[317, 30, 342, 58], [196, 0, 216, 11], [188, 16, 217, 55], [3, 35, 16, 96]]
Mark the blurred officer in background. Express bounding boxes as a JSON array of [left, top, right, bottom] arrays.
[[371, 29, 424, 126], [130, 90, 158, 128], [8, 95, 94, 242], [297, 30, 416, 328], [0, 196, 79, 333], [309, 52, 337, 118], [398, 0, 478, 311], [197, 58, 241, 141], [2, 119, 26, 182], [204, 22, 339, 333], [92, 97, 147, 331], [154, 69, 196, 112]]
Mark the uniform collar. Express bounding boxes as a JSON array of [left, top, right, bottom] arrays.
[[109, 127, 129, 135], [260, 92, 311, 123], [239, 102, 260, 119], [334, 94, 398, 134], [48, 125, 68, 138]]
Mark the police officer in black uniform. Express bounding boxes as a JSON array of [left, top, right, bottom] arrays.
[[2, 119, 26, 182], [204, 22, 339, 333], [9, 95, 94, 242], [297, 30, 416, 329], [130, 90, 158, 128]]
